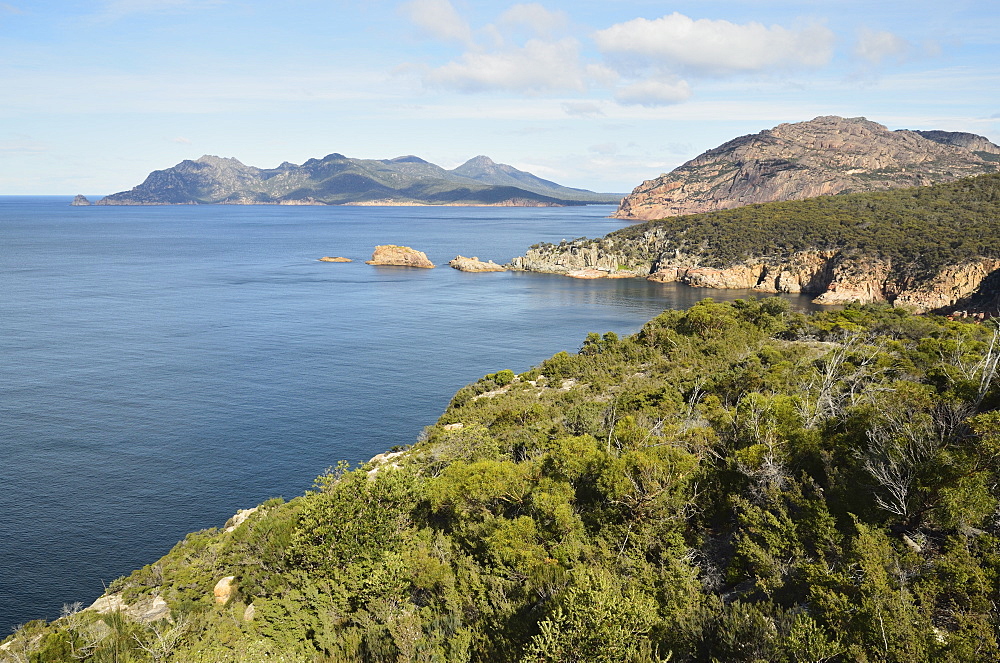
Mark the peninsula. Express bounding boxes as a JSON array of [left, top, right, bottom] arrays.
[[511, 172, 1000, 314]]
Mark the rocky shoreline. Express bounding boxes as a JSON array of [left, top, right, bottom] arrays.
[[508, 245, 1000, 314]]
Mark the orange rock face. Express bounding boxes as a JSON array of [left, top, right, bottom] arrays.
[[365, 245, 435, 268]]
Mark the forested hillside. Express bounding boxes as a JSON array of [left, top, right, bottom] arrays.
[[6, 300, 1000, 662], [614, 173, 1000, 273]]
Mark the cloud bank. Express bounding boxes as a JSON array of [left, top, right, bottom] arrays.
[[593, 13, 834, 76], [403, 3, 917, 107]]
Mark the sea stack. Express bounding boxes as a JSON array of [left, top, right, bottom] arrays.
[[71, 194, 91, 206]]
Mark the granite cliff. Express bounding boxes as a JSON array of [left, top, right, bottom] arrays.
[[616, 116, 1000, 221], [511, 173, 1000, 314], [96, 154, 619, 207]]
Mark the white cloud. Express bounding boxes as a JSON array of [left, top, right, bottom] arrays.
[[853, 28, 911, 66], [563, 101, 604, 118], [0, 4, 25, 15], [588, 142, 618, 155], [171, 136, 192, 144], [615, 78, 692, 107], [402, 0, 474, 45], [0, 138, 47, 153], [497, 3, 568, 37], [425, 38, 587, 93], [594, 12, 835, 77]]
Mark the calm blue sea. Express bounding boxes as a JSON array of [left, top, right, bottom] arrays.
[[0, 197, 818, 634]]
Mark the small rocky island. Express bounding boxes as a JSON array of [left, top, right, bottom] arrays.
[[70, 194, 91, 206], [448, 256, 506, 272], [365, 245, 435, 268], [318, 256, 352, 263]]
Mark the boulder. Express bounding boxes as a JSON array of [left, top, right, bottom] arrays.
[[224, 506, 259, 532], [126, 595, 171, 623], [88, 593, 127, 614], [214, 576, 236, 605]]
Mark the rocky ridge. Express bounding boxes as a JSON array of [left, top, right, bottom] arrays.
[[96, 154, 619, 207], [616, 116, 1000, 221]]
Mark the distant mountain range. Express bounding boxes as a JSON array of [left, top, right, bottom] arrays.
[[94, 154, 621, 206], [616, 116, 1000, 220]]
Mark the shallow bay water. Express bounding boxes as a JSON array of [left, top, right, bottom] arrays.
[[0, 198, 818, 632]]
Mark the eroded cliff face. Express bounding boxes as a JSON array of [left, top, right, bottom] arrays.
[[509, 241, 1000, 313], [617, 116, 1000, 221]]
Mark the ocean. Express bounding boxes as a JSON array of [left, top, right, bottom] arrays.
[[0, 197, 818, 634]]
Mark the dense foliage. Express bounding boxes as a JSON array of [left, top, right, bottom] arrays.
[[7, 299, 1000, 662], [591, 173, 1000, 273]]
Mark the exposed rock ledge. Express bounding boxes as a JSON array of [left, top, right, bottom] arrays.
[[318, 256, 352, 262], [509, 245, 1000, 314], [365, 245, 435, 268], [449, 255, 506, 272]]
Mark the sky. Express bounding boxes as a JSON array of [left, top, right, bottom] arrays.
[[1, 0, 999, 195]]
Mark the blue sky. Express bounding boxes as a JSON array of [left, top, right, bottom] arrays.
[[2, 0, 998, 194]]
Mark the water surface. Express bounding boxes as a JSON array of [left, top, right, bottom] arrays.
[[0, 199, 817, 632]]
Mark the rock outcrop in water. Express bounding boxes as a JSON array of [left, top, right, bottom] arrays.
[[365, 245, 435, 268], [448, 256, 506, 272], [71, 194, 91, 206], [616, 116, 1000, 221]]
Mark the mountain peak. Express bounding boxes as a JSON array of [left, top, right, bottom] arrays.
[[616, 116, 1000, 220], [384, 155, 430, 164], [194, 155, 246, 168], [463, 155, 496, 167]]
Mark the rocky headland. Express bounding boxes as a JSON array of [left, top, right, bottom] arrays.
[[365, 245, 435, 268], [616, 116, 1000, 221], [510, 173, 1000, 314]]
